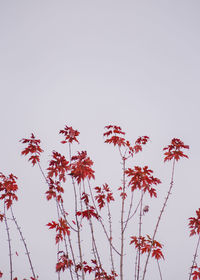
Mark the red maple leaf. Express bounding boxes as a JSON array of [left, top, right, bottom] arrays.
[[104, 125, 126, 147], [59, 125, 80, 144], [152, 248, 164, 260], [163, 138, 189, 162], [81, 192, 90, 205], [70, 151, 95, 184], [56, 253, 73, 272], [20, 133, 43, 166], [0, 173, 18, 209], [104, 125, 149, 158], [95, 184, 114, 209], [191, 266, 200, 280], [130, 235, 164, 260], [125, 166, 161, 197], [47, 218, 70, 244], [47, 151, 70, 182], [189, 209, 200, 236], [76, 206, 99, 220]]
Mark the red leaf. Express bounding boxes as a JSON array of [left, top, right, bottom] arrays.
[[189, 208, 200, 236], [0, 173, 18, 208], [47, 218, 70, 243], [152, 248, 164, 260], [70, 151, 95, 183], [76, 206, 99, 220], [0, 213, 4, 222], [163, 138, 189, 162], [125, 166, 161, 196], [20, 133, 43, 166], [59, 125, 80, 144], [120, 192, 127, 200], [192, 267, 200, 280], [47, 151, 70, 182]]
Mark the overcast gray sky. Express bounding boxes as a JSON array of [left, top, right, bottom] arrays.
[[0, 1, 200, 279]]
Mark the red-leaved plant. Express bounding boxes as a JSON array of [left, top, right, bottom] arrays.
[[0, 124, 194, 280]]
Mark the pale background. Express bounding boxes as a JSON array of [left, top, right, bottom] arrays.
[[0, 0, 200, 279]]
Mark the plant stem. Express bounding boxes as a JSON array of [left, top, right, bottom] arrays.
[[142, 158, 176, 280], [107, 201, 115, 273], [4, 203, 13, 280], [134, 251, 138, 280], [10, 206, 36, 279], [38, 158, 78, 279], [157, 260, 163, 280], [189, 234, 200, 280], [123, 196, 142, 230], [83, 182, 102, 270], [69, 143, 84, 280], [137, 191, 144, 280], [87, 180, 120, 256], [120, 157, 126, 280]]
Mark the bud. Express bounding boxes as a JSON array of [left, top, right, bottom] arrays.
[[143, 205, 149, 215]]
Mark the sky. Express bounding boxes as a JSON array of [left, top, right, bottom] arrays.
[[0, 0, 200, 279]]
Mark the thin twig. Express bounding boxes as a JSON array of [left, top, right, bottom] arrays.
[[83, 181, 102, 270], [123, 195, 142, 232], [38, 160, 78, 279], [4, 203, 13, 280], [87, 180, 121, 256], [142, 158, 176, 280], [107, 201, 115, 272], [157, 260, 163, 280], [10, 206, 36, 279], [120, 157, 126, 280], [69, 143, 83, 280], [189, 234, 200, 280], [137, 191, 144, 280]]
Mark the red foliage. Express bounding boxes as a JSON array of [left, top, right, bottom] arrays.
[[70, 151, 95, 184], [45, 178, 64, 202], [0, 172, 18, 209], [20, 133, 43, 166], [125, 166, 161, 197], [132, 136, 150, 155], [104, 125, 149, 157], [59, 125, 80, 144], [130, 235, 164, 260], [56, 252, 73, 272], [189, 209, 200, 236], [163, 138, 189, 162], [75, 260, 117, 279], [81, 192, 90, 205], [76, 206, 99, 220], [47, 218, 70, 244], [0, 213, 3, 222], [14, 125, 192, 279], [104, 125, 126, 147], [95, 183, 114, 209], [47, 151, 70, 182], [0, 271, 2, 278], [192, 266, 200, 280], [76, 261, 93, 274], [120, 192, 127, 200]]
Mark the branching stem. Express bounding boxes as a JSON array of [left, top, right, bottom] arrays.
[[189, 234, 200, 280], [120, 157, 126, 280], [142, 158, 176, 280], [137, 191, 144, 280], [10, 206, 36, 279], [4, 203, 13, 280]]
